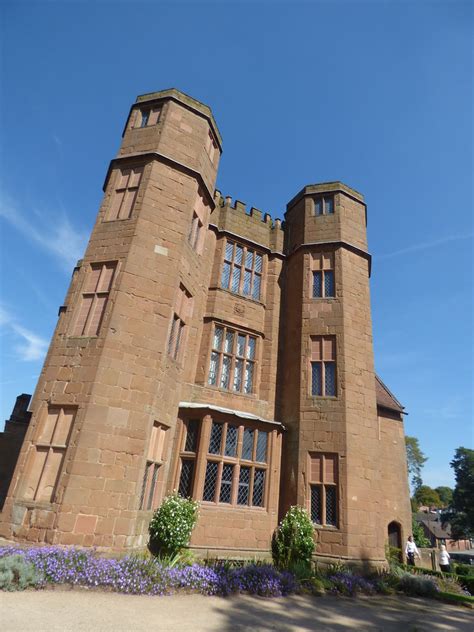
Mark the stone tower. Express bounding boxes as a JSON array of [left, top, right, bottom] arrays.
[[0, 89, 224, 547], [279, 183, 393, 564]]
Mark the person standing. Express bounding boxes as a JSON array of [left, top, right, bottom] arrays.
[[405, 535, 421, 566], [439, 544, 451, 572]]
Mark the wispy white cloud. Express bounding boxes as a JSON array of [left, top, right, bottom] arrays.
[[0, 306, 48, 362], [375, 233, 473, 261], [0, 193, 88, 271]]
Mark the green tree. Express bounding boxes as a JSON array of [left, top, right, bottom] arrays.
[[414, 485, 442, 508], [434, 486, 453, 507], [442, 448, 474, 540], [405, 436, 428, 491], [412, 516, 430, 548]]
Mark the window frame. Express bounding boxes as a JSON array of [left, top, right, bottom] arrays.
[[107, 166, 143, 221], [167, 285, 192, 363], [207, 323, 257, 395], [313, 194, 335, 216], [71, 262, 117, 337], [22, 406, 76, 504], [308, 452, 339, 529], [220, 240, 264, 302], [201, 420, 269, 509], [133, 106, 161, 129], [139, 421, 169, 511], [310, 335, 337, 398]]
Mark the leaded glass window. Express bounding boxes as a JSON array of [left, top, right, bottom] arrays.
[[219, 464, 234, 503], [220, 240, 263, 301], [312, 253, 335, 298], [324, 270, 335, 297], [326, 486, 337, 526], [310, 485, 322, 524], [252, 469, 265, 507], [237, 466, 250, 505], [242, 428, 254, 460], [178, 459, 195, 498], [209, 422, 223, 455], [324, 362, 336, 397], [184, 419, 199, 453], [225, 425, 238, 457], [199, 420, 271, 509], [311, 362, 322, 396], [208, 324, 257, 394], [256, 431, 268, 463], [203, 461, 218, 501], [309, 452, 338, 528], [311, 336, 336, 397]]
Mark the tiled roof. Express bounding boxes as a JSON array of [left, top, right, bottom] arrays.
[[420, 518, 451, 539], [375, 375, 405, 414]]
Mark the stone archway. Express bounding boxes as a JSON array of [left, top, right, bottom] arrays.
[[388, 521, 402, 562]]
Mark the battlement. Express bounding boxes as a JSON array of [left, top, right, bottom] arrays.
[[214, 191, 283, 231], [211, 191, 284, 254]]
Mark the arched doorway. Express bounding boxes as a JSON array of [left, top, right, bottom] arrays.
[[388, 521, 402, 562]]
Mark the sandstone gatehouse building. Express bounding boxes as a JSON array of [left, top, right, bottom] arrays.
[[0, 89, 411, 564]]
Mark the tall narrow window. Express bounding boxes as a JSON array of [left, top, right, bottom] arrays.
[[201, 421, 269, 508], [167, 285, 192, 362], [309, 453, 338, 527], [139, 422, 168, 511], [221, 240, 263, 301], [188, 212, 203, 250], [312, 253, 335, 298], [177, 419, 200, 498], [208, 324, 257, 394], [23, 406, 76, 502], [73, 262, 116, 336], [314, 195, 334, 215], [108, 167, 143, 220], [205, 130, 218, 163], [311, 336, 337, 397]]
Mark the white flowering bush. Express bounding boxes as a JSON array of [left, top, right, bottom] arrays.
[[272, 506, 315, 569], [148, 493, 199, 557]]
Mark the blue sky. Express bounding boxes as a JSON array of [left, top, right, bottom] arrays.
[[0, 0, 472, 490]]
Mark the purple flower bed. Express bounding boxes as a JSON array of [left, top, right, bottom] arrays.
[[0, 546, 296, 597], [328, 572, 377, 597]]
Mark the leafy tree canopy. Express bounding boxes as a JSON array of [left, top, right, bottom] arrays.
[[442, 447, 474, 540], [434, 486, 453, 507], [413, 485, 442, 508], [405, 436, 428, 491], [412, 516, 430, 548]]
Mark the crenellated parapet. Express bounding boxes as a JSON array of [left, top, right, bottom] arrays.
[[211, 191, 284, 254]]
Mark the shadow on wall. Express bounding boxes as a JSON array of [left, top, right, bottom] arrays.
[[211, 594, 474, 632]]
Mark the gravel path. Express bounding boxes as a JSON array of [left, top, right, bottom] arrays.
[[1, 590, 472, 631]]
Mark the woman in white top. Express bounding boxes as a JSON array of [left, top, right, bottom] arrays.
[[439, 544, 451, 572], [405, 535, 421, 566]]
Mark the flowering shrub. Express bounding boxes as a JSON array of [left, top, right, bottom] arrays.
[[148, 493, 199, 557], [272, 506, 315, 569], [0, 547, 297, 597], [328, 571, 377, 597]]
